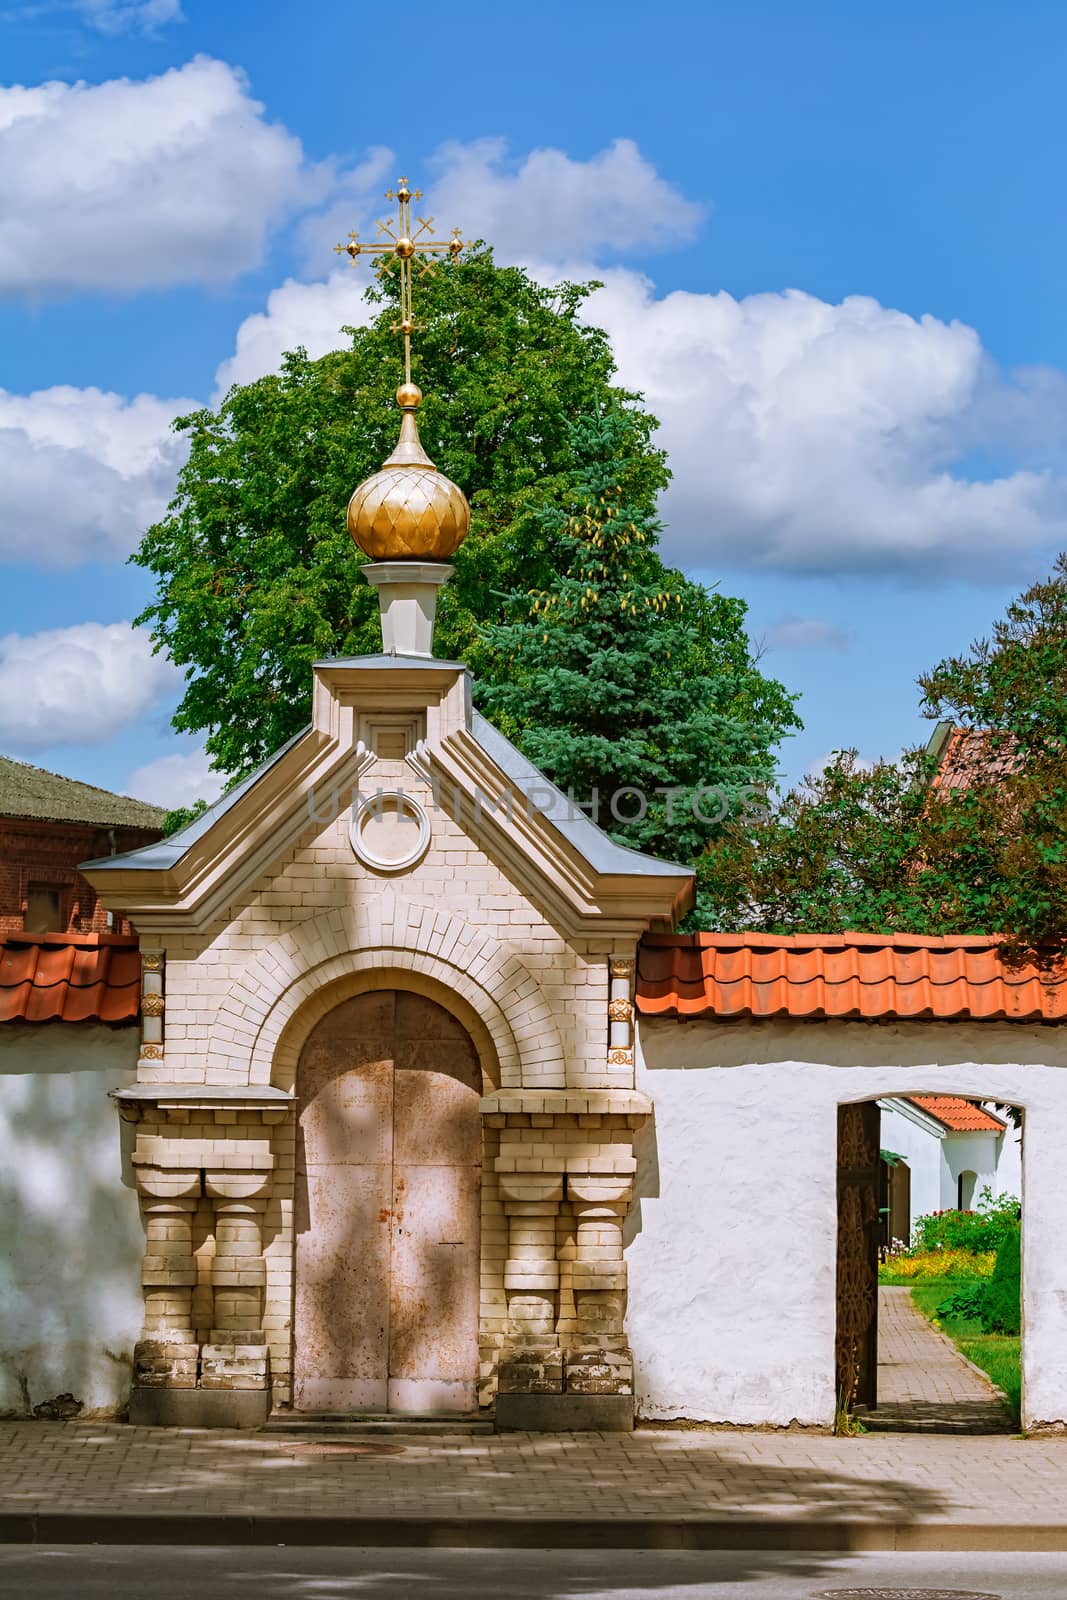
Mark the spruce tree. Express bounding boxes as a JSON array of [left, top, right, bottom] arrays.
[[476, 410, 796, 878]]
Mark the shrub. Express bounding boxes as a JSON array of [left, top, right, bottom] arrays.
[[980, 1223, 1021, 1335], [936, 1282, 988, 1321], [913, 1188, 1020, 1255]]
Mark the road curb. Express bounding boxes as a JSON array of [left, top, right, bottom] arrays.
[[3, 1515, 1067, 1550]]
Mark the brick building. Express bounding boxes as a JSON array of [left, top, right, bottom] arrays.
[[0, 756, 164, 936]]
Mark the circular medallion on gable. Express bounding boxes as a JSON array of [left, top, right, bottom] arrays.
[[349, 790, 430, 873]]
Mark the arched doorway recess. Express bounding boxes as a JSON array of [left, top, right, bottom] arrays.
[[293, 989, 482, 1414]]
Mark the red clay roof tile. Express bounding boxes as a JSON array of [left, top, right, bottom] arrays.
[[907, 1095, 1006, 1132], [0, 932, 140, 1024], [931, 726, 1022, 793], [636, 932, 1067, 1022]]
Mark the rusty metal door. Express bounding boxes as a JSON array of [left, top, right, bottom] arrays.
[[835, 1101, 880, 1412], [294, 990, 481, 1414]]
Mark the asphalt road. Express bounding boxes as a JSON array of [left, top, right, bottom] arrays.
[[0, 1547, 1065, 1599]]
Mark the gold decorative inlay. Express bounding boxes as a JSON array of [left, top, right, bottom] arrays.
[[141, 993, 165, 1017], [139, 1044, 164, 1060], [609, 957, 635, 980], [142, 954, 164, 972], [608, 998, 633, 1023], [607, 1048, 634, 1067]]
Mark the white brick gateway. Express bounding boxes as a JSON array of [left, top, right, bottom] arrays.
[[83, 655, 690, 1427]]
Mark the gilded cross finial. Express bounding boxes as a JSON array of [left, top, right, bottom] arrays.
[[333, 175, 463, 386]]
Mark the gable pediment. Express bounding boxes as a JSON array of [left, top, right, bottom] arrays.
[[83, 656, 693, 938]]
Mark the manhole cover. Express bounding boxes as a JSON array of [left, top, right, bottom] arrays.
[[815, 1590, 1001, 1599], [282, 1441, 407, 1457]]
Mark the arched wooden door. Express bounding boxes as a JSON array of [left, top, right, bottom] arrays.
[[293, 990, 482, 1414]]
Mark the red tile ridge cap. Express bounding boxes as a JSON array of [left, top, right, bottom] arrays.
[[1, 931, 138, 949], [640, 931, 1018, 951]]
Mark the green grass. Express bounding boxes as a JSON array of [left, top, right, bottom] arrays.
[[909, 1281, 1021, 1423]]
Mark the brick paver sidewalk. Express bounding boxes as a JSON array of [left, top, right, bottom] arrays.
[[867, 1286, 1013, 1432], [1, 1419, 1065, 1548]]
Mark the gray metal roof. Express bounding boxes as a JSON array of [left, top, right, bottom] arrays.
[[313, 653, 468, 671], [81, 722, 308, 872], [470, 711, 690, 878], [84, 655, 692, 883]]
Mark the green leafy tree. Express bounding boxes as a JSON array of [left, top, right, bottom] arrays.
[[477, 409, 798, 873], [134, 250, 800, 871], [134, 250, 668, 775], [162, 799, 210, 838], [702, 557, 1067, 955]]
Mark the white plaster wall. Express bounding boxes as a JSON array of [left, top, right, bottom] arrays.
[[876, 1102, 942, 1237], [0, 1025, 142, 1418], [629, 1017, 1067, 1431], [940, 1131, 998, 1211], [995, 1120, 1023, 1203]]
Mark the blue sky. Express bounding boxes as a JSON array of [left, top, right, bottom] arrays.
[[1, 0, 1066, 805]]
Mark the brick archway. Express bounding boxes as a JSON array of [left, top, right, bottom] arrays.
[[208, 893, 566, 1091]]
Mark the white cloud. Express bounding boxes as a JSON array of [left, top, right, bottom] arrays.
[[587, 272, 1067, 580], [5, 0, 184, 32], [0, 622, 179, 749], [297, 137, 701, 281], [214, 135, 1067, 581], [220, 137, 703, 390], [125, 746, 222, 809], [220, 261, 1067, 580], [0, 385, 193, 565], [763, 616, 849, 651], [79, 0, 184, 32], [428, 136, 703, 261], [0, 56, 313, 296], [214, 271, 374, 397], [803, 750, 888, 787]]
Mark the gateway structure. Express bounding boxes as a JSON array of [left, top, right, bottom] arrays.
[[84, 182, 691, 1427]]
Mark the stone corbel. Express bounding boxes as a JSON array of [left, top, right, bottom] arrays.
[[203, 1165, 273, 1391], [497, 1173, 564, 1395], [564, 1171, 635, 1399], [132, 1165, 200, 1388]]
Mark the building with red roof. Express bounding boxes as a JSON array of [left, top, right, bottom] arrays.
[[0, 759, 160, 1419]]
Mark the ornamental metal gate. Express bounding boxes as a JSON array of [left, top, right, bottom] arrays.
[[835, 1100, 880, 1412]]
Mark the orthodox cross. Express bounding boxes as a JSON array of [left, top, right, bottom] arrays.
[[334, 176, 463, 385]]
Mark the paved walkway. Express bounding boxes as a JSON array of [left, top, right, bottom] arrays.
[[1, 1420, 1066, 1549], [867, 1285, 1013, 1433]]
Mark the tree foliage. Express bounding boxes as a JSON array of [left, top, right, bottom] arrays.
[[702, 556, 1067, 955]]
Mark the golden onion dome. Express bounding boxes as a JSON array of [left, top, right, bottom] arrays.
[[347, 384, 471, 561]]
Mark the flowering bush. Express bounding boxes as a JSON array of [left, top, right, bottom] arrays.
[[913, 1188, 1020, 1255], [879, 1248, 996, 1281]]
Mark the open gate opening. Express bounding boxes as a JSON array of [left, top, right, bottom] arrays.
[[835, 1096, 1024, 1434]]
